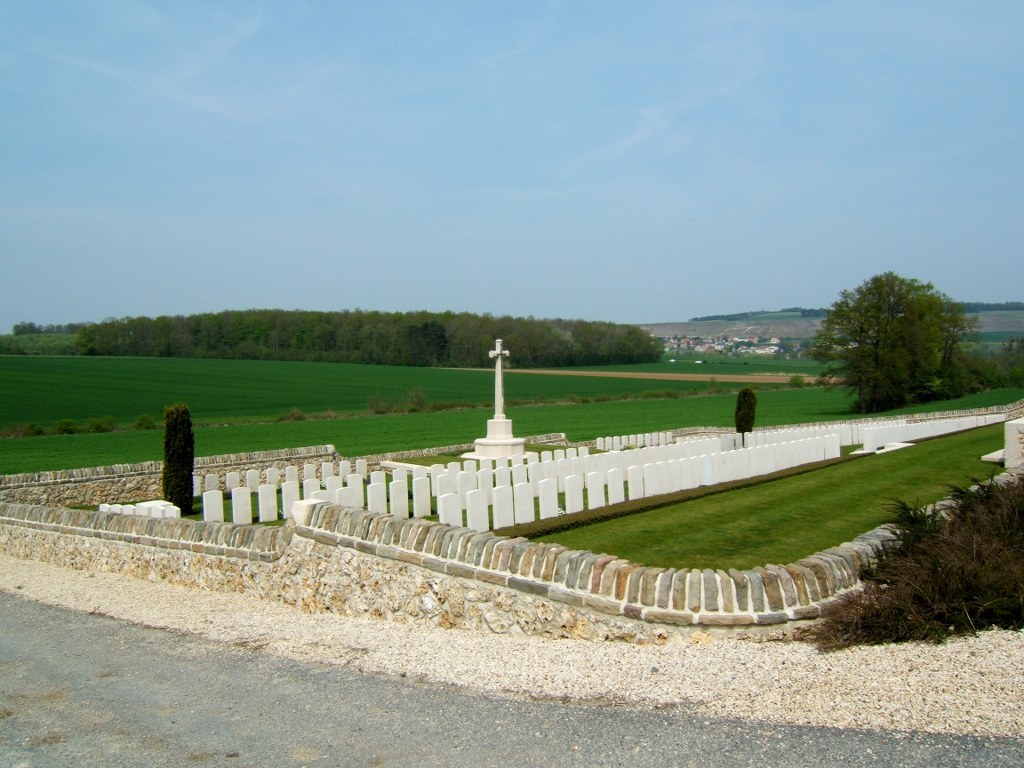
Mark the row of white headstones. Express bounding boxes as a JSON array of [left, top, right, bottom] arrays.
[[100, 413, 1004, 530], [191, 434, 842, 530]]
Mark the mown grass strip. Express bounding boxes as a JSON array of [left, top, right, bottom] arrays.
[[539, 425, 1005, 572]]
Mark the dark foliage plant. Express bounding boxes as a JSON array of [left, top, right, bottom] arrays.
[[734, 387, 757, 434], [807, 475, 1024, 651], [162, 403, 195, 513]]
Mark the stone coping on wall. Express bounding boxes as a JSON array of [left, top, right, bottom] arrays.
[[0, 503, 291, 562], [288, 499, 897, 627]]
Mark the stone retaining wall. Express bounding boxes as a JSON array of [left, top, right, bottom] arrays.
[[4, 471, 1021, 640], [0, 446, 341, 508], [287, 499, 895, 628], [0, 489, 908, 638]]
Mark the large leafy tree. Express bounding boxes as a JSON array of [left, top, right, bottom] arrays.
[[811, 272, 977, 413]]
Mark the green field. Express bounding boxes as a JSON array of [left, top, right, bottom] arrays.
[[0, 351, 1020, 475], [0, 356, 735, 432]]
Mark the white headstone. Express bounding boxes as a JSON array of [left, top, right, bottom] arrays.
[[513, 482, 534, 525], [201, 493, 222, 524], [538, 477, 559, 519], [607, 468, 625, 505], [492, 485, 514, 529], [412, 476, 431, 518], [466, 488, 489, 532], [437, 493, 462, 527], [627, 465, 644, 500], [367, 481, 387, 514], [231, 486, 252, 525], [258, 484, 278, 522], [585, 471, 606, 510], [281, 481, 300, 520], [245, 469, 261, 492], [390, 478, 409, 518], [564, 475, 584, 514]]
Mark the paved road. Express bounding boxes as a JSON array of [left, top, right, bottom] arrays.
[[2, 592, 1021, 768]]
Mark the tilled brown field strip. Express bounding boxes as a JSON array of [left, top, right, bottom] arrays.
[[507, 369, 804, 384]]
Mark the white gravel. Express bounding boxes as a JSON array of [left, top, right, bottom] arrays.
[[2, 552, 1022, 739]]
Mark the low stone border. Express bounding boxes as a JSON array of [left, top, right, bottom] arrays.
[[290, 500, 897, 627], [0, 503, 291, 562], [3, 469, 1021, 639]]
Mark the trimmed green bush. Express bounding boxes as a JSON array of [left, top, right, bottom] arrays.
[[162, 403, 195, 513], [734, 386, 757, 434]]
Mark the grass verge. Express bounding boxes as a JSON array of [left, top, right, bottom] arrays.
[[535, 425, 1005, 571]]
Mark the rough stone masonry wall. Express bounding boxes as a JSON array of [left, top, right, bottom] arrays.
[[3, 470, 1022, 640], [0, 495, 903, 639], [0, 503, 687, 643], [0, 445, 341, 508]]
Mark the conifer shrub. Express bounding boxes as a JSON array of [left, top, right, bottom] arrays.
[[807, 475, 1024, 651], [734, 386, 757, 434], [162, 403, 195, 513]]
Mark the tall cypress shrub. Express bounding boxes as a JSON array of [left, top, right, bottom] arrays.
[[162, 403, 194, 513], [734, 387, 757, 435]]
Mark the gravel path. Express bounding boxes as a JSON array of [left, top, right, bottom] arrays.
[[2, 552, 1022, 740]]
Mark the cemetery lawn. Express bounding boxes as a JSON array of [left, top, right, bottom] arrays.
[[543, 424, 1005, 571]]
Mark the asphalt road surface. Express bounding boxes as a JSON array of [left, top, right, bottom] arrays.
[[2, 592, 1021, 768]]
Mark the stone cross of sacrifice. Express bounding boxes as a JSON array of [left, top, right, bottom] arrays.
[[489, 339, 509, 420]]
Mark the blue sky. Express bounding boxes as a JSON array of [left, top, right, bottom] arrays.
[[1, 1, 1021, 333]]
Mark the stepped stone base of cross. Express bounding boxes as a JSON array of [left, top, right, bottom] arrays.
[[463, 418, 526, 459]]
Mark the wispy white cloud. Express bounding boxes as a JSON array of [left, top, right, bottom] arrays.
[[150, 11, 264, 122]]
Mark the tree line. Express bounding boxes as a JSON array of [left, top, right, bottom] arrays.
[[68, 309, 663, 368]]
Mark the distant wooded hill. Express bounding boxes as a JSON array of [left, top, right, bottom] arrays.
[[688, 303, 1024, 323], [54, 309, 662, 367]]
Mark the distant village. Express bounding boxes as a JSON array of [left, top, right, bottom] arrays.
[[655, 334, 804, 359]]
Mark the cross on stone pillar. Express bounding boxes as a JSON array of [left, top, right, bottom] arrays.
[[490, 338, 509, 420], [464, 338, 525, 460]]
